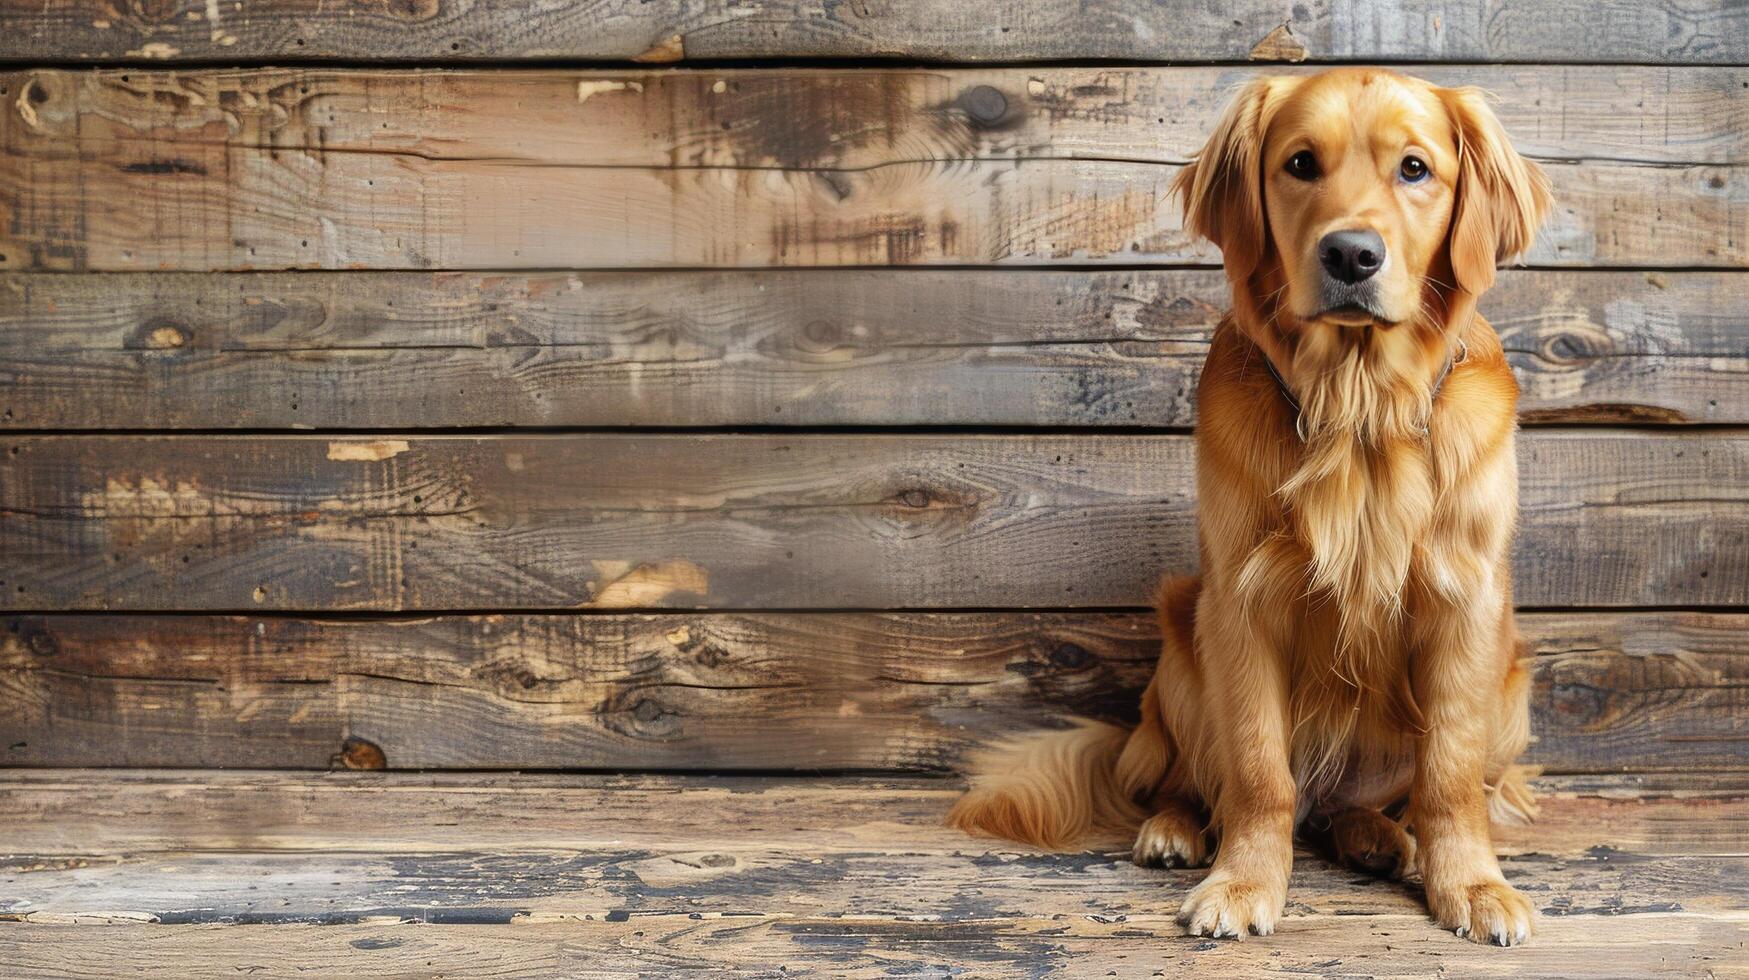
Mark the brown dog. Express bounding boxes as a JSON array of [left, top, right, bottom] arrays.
[[949, 69, 1552, 946]]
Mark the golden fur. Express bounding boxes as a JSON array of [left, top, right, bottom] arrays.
[[949, 69, 1553, 947]]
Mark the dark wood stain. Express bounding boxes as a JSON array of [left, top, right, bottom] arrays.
[[3, 66, 1743, 270], [117, 160, 207, 176]]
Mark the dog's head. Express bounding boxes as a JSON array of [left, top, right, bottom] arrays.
[[1175, 69, 1551, 350]]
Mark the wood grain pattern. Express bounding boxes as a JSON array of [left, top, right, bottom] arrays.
[[4, 611, 1744, 771], [1523, 611, 1749, 774], [1, 773, 1744, 980], [2, 432, 1741, 611], [7, 769, 1748, 858], [5, 915, 1745, 980], [0, 612, 1156, 771], [1, 1, 1745, 65], [4, 269, 1744, 429], [0, 834, 1741, 928], [1, 781, 1743, 924], [2, 67, 1743, 271]]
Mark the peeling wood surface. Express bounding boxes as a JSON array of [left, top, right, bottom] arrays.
[[3, 611, 1746, 772], [2, 0, 1746, 65], [19, 836, 1720, 927], [2, 67, 1744, 271], [0, 816, 1741, 926], [3, 269, 1744, 429], [0, 772, 1745, 978], [3, 916, 1745, 980], [2, 432, 1743, 612]]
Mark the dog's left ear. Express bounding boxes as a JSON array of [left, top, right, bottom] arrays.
[[1440, 87, 1554, 294], [1172, 76, 1284, 284]]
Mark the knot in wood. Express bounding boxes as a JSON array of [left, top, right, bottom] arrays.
[[799, 318, 845, 352], [1539, 324, 1615, 365], [131, 317, 191, 351], [1049, 642, 1092, 669], [693, 644, 731, 668], [332, 736, 387, 770], [388, 0, 441, 21], [601, 690, 683, 740], [958, 85, 1009, 126], [22, 623, 58, 658]]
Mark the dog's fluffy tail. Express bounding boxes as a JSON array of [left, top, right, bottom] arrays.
[[946, 689, 1175, 851], [1490, 764, 1541, 825], [947, 579, 1187, 851], [946, 719, 1146, 850]]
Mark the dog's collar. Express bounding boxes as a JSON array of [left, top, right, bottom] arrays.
[[1265, 339, 1468, 441]]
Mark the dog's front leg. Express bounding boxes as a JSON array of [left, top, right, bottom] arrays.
[[1410, 597, 1535, 946], [1176, 591, 1294, 938]]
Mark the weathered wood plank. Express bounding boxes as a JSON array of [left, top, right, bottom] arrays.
[[3, 611, 1744, 771], [4, 770, 1745, 857], [0, 843, 1739, 927], [0, 612, 1157, 771], [1, 774, 1744, 975], [4, 270, 1743, 429], [2, 67, 1743, 271], [1523, 611, 1749, 775], [5, 915, 1746, 980], [1, 433, 1741, 611], [4, 772, 1742, 974], [1, 1, 1744, 65]]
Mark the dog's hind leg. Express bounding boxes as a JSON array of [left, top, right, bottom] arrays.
[[1133, 795, 1210, 868], [1125, 576, 1210, 869], [1116, 673, 1199, 866], [1313, 806, 1416, 879]]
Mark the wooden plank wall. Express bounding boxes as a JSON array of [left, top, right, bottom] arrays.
[[1, 1, 1745, 776], [3, 0, 1746, 63]]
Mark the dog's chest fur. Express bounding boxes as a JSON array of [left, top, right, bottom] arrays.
[[1212, 320, 1516, 808], [1274, 347, 1450, 802]]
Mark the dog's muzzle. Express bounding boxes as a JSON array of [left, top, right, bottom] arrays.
[[1315, 278, 1393, 324]]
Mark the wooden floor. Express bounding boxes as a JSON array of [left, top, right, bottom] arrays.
[[2, 770, 1745, 978]]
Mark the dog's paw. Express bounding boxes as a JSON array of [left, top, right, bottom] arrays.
[[1428, 879, 1535, 947], [1329, 807, 1415, 879], [1132, 809, 1209, 869], [1176, 871, 1284, 938]]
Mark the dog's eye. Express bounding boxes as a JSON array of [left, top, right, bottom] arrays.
[[1285, 150, 1319, 180], [1399, 156, 1430, 183]]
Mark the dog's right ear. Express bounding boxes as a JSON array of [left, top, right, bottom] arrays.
[[1172, 77, 1281, 282], [1439, 86, 1553, 295]]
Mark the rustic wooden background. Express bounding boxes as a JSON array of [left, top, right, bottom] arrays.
[[1, 0, 1745, 783]]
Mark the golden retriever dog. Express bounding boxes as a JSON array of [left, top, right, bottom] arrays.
[[949, 69, 1552, 946]]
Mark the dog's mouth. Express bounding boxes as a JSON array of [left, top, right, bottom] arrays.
[[1316, 302, 1383, 326], [1310, 280, 1398, 327]]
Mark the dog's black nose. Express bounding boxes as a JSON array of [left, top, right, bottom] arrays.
[[1318, 229, 1386, 284]]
